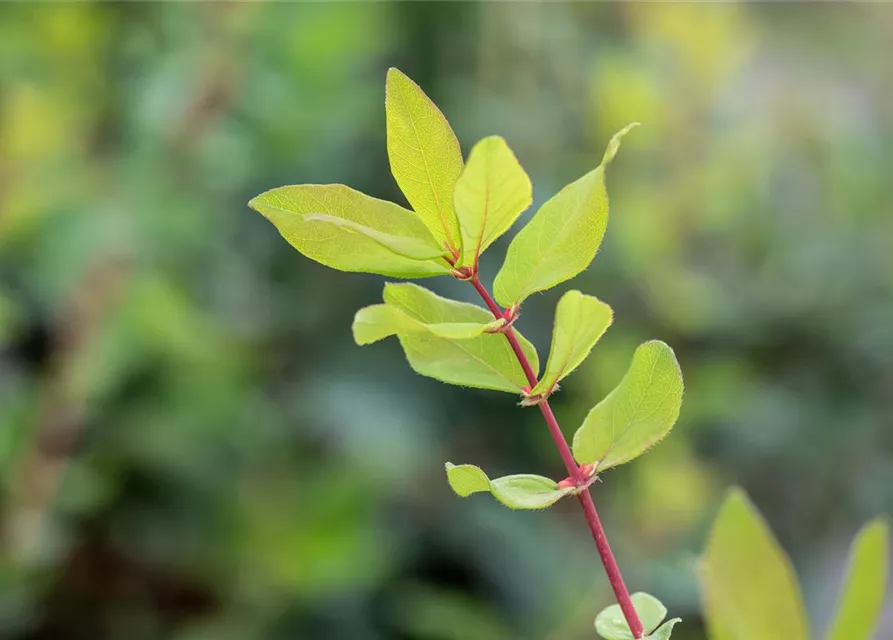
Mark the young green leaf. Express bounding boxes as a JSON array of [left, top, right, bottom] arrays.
[[595, 592, 667, 639], [697, 488, 809, 640], [352, 303, 504, 346], [445, 463, 573, 510], [383, 283, 538, 393], [492, 123, 638, 308], [386, 68, 464, 255], [454, 136, 532, 266], [531, 290, 613, 396], [571, 341, 682, 470], [646, 619, 681, 640], [824, 518, 889, 640], [444, 463, 491, 496], [249, 184, 451, 278]]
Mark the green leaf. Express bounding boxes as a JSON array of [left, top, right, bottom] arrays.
[[455, 136, 532, 266], [824, 518, 889, 640], [595, 592, 667, 639], [571, 340, 683, 470], [646, 619, 681, 640], [697, 488, 809, 640], [444, 463, 572, 510], [352, 303, 503, 346], [386, 68, 464, 255], [444, 463, 490, 496], [383, 283, 538, 393], [249, 184, 451, 278], [531, 290, 613, 396], [492, 123, 638, 307]]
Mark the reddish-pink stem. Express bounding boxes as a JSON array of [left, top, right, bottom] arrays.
[[469, 276, 645, 638]]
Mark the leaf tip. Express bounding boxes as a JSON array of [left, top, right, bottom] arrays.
[[602, 122, 640, 166], [247, 193, 268, 216]]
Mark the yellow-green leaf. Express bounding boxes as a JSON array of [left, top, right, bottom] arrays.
[[249, 184, 451, 278], [572, 340, 682, 469], [697, 488, 809, 640], [386, 68, 464, 254], [352, 303, 503, 346], [444, 463, 572, 510], [303, 213, 445, 260], [532, 290, 613, 396], [492, 123, 638, 307], [455, 136, 532, 266], [824, 518, 889, 640], [383, 283, 538, 393], [444, 463, 490, 496]]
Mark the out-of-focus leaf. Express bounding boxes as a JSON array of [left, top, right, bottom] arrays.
[[492, 123, 638, 307], [595, 592, 667, 639], [824, 518, 889, 640], [386, 67, 464, 254], [249, 184, 451, 277], [572, 341, 683, 469], [383, 283, 538, 393], [531, 290, 612, 396], [697, 488, 809, 640], [444, 463, 572, 510], [455, 136, 532, 266], [352, 303, 503, 345]]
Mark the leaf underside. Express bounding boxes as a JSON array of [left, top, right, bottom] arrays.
[[249, 184, 450, 278], [378, 283, 539, 393], [353, 303, 503, 345]]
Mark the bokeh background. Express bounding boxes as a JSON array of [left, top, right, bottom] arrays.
[[1, 3, 892, 639]]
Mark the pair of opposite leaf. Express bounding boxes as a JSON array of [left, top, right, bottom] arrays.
[[700, 488, 888, 640], [443, 332, 683, 511], [249, 69, 683, 509]]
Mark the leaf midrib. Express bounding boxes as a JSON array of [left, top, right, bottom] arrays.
[[395, 80, 458, 251]]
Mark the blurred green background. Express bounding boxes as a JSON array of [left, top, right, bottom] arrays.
[[1, 3, 891, 639]]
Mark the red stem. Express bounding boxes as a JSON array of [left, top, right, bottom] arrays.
[[469, 276, 645, 639]]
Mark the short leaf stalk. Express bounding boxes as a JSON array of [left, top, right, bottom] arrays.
[[470, 275, 645, 638], [250, 68, 685, 639]]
